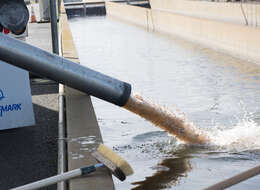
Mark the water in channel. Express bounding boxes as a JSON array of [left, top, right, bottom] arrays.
[[69, 16, 260, 189]]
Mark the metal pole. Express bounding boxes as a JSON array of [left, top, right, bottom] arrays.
[[57, 85, 67, 190], [0, 33, 131, 107], [57, 4, 67, 189], [83, 3, 87, 16], [50, 0, 59, 54]]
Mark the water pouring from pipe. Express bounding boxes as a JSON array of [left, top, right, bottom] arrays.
[[124, 93, 209, 144]]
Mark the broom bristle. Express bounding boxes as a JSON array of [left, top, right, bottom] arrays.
[[97, 144, 134, 176]]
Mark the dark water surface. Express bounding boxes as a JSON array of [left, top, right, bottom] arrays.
[[69, 16, 260, 189]]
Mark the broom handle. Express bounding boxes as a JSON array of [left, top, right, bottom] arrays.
[[204, 165, 260, 190], [11, 169, 82, 190], [11, 164, 103, 190]]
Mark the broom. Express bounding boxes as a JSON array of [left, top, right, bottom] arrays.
[[11, 144, 133, 190]]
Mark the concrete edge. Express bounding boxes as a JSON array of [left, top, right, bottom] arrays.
[[59, 1, 115, 189]]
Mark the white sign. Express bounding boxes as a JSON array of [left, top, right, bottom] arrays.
[[0, 61, 35, 130]]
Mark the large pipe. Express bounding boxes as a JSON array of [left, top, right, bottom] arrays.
[[0, 33, 131, 107]]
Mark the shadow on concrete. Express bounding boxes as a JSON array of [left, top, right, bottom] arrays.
[[0, 103, 58, 190], [30, 82, 58, 96]]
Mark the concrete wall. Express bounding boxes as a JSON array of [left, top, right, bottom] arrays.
[[106, 2, 148, 27], [150, 0, 260, 26], [106, 1, 260, 64], [106, 2, 155, 30]]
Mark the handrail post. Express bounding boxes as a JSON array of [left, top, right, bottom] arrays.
[[50, 0, 59, 54]]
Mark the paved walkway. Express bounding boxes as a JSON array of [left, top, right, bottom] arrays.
[[0, 22, 58, 190]]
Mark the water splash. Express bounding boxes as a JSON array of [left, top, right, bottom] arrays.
[[207, 118, 260, 152], [67, 136, 100, 160], [69, 152, 84, 160]]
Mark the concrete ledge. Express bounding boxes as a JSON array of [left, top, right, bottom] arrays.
[[106, 1, 260, 64], [60, 1, 115, 189], [60, 3, 79, 62], [65, 88, 115, 190]]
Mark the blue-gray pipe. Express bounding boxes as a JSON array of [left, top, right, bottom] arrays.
[[0, 33, 131, 107]]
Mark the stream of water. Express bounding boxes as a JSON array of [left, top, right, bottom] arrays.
[[69, 16, 260, 189]]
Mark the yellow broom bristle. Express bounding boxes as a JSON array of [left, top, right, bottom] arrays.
[[97, 144, 134, 176]]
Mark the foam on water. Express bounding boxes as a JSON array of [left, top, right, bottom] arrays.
[[207, 117, 260, 152]]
